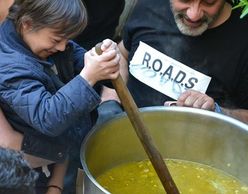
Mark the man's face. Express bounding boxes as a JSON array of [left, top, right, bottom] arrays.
[[0, 0, 14, 22], [21, 23, 68, 60], [170, 0, 226, 36]]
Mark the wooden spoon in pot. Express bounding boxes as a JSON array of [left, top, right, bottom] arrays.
[[95, 43, 180, 194]]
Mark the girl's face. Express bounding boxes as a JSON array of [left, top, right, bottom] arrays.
[[21, 22, 68, 60], [0, 0, 14, 22]]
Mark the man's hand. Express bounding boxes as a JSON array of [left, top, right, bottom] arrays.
[[101, 86, 120, 103], [176, 90, 215, 111], [96, 86, 122, 125]]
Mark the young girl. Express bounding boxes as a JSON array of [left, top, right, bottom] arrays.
[[0, 0, 120, 193]]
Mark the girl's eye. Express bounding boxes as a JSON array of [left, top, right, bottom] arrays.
[[52, 39, 60, 44]]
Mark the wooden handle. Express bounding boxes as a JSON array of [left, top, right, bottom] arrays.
[[95, 43, 180, 194]]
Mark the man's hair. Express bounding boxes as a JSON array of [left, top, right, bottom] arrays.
[[8, 0, 88, 39], [0, 147, 38, 194]]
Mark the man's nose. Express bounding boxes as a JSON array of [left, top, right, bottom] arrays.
[[186, 2, 203, 22], [55, 40, 67, 52]]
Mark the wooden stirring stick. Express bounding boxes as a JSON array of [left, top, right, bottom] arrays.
[[95, 43, 180, 194]]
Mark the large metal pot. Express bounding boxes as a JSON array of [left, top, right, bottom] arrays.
[[80, 106, 248, 194]]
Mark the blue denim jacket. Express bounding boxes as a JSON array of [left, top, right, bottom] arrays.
[[0, 19, 101, 161]]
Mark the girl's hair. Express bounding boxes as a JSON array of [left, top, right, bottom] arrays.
[[8, 0, 88, 39]]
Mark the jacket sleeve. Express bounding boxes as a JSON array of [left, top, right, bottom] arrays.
[[0, 63, 101, 137]]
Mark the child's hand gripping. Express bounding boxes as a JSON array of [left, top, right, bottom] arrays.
[[80, 39, 120, 86]]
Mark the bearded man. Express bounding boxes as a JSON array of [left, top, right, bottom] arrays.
[[103, 0, 248, 124]]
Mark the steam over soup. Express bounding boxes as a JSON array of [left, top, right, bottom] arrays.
[[97, 159, 248, 194]]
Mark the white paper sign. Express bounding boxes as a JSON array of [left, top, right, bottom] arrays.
[[129, 41, 211, 100]]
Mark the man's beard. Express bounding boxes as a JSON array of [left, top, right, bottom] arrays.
[[171, 5, 223, 36], [174, 13, 213, 36]]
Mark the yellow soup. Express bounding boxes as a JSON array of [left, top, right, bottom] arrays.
[[96, 159, 248, 194]]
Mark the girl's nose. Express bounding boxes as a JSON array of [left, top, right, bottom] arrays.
[[55, 40, 67, 52]]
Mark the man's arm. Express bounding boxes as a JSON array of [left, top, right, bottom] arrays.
[[46, 160, 68, 194], [0, 108, 54, 168], [0, 108, 68, 194], [118, 40, 129, 83], [221, 108, 248, 124]]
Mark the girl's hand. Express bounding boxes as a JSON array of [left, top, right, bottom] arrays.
[[99, 38, 118, 52], [80, 39, 120, 86]]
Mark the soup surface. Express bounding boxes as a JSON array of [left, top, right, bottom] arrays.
[[96, 159, 248, 194]]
